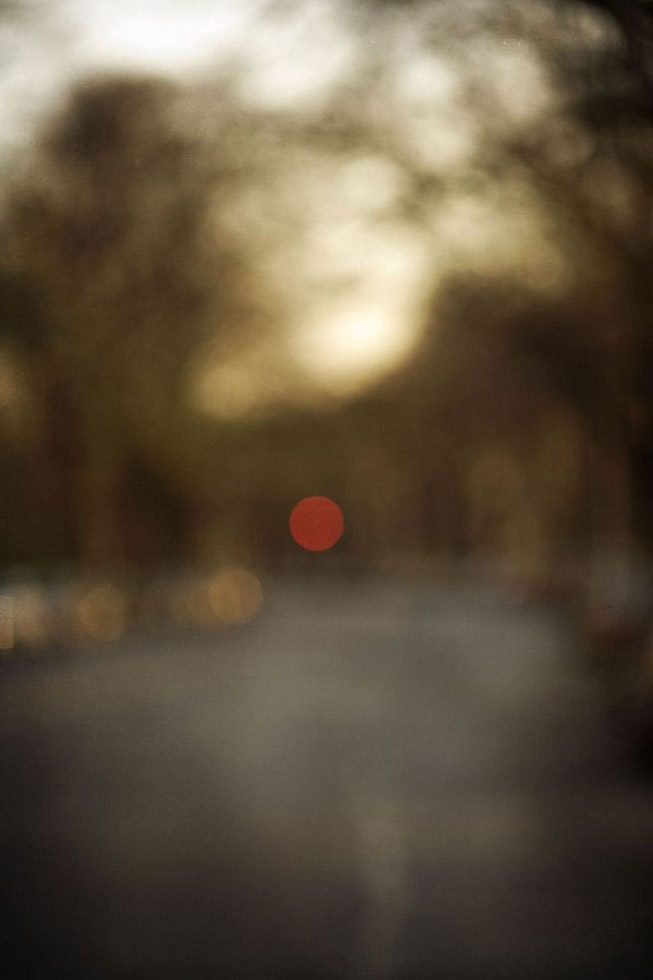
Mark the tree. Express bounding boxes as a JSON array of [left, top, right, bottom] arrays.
[[0, 75, 258, 570]]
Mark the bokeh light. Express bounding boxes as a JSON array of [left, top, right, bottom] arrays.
[[74, 584, 127, 643], [0, 596, 14, 650], [13, 587, 48, 649], [289, 496, 345, 552], [207, 566, 263, 625]]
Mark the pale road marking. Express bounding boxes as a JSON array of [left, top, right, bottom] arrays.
[[350, 790, 409, 977]]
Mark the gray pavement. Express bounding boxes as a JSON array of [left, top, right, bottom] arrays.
[[1, 576, 652, 979]]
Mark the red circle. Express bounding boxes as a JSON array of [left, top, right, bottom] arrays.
[[289, 496, 345, 552]]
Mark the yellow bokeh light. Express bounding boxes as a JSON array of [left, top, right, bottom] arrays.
[[207, 566, 263, 625], [75, 585, 127, 643], [0, 596, 15, 651], [14, 587, 48, 649]]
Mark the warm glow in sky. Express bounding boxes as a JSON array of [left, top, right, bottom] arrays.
[[66, 0, 261, 72], [0, 0, 574, 415], [295, 281, 432, 394]]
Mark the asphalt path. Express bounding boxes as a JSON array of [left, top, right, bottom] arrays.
[[2, 576, 652, 979]]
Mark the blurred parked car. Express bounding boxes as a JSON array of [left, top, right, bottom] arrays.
[[580, 551, 651, 663], [579, 550, 653, 758]]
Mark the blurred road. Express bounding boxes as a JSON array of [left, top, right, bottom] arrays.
[[2, 576, 653, 980]]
